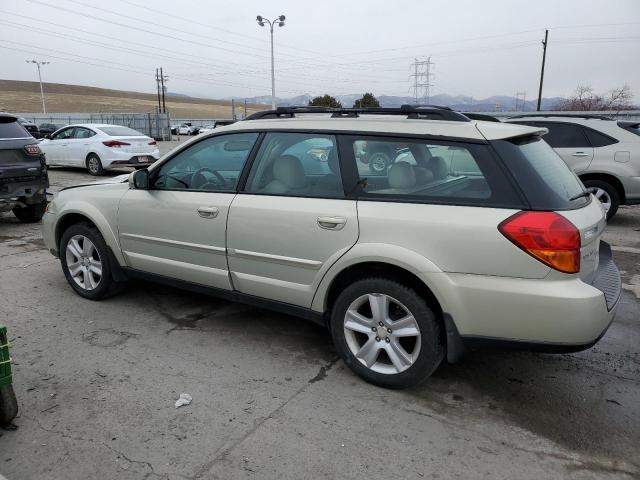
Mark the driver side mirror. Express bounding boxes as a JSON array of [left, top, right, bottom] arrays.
[[44, 134, 52, 140], [130, 169, 149, 190]]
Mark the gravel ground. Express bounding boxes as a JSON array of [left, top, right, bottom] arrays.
[[0, 153, 638, 480]]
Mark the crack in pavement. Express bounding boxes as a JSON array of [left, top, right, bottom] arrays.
[[21, 415, 192, 480], [190, 356, 340, 479]]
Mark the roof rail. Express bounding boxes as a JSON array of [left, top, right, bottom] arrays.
[[244, 104, 470, 122], [462, 112, 501, 122], [507, 113, 614, 121]]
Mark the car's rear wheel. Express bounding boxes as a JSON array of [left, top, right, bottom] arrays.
[[330, 278, 444, 389], [86, 154, 104, 176], [583, 179, 619, 220], [12, 200, 46, 223], [59, 223, 125, 300]]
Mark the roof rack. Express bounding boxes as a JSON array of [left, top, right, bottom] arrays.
[[507, 113, 614, 121], [244, 104, 471, 122]]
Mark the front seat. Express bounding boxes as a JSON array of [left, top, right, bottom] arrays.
[[260, 155, 308, 194], [427, 156, 448, 180], [314, 148, 342, 195]]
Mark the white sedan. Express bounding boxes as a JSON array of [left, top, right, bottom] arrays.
[[39, 124, 160, 175]]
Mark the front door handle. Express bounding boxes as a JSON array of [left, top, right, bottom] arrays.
[[571, 152, 590, 157], [317, 216, 346, 230], [197, 206, 219, 219]]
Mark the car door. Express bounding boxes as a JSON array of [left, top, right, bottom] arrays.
[[42, 127, 75, 165], [535, 122, 594, 172], [117, 132, 259, 289], [66, 127, 96, 166], [226, 131, 358, 307]]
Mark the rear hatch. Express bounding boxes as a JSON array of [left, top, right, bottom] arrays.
[[489, 131, 606, 283], [0, 117, 45, 179]]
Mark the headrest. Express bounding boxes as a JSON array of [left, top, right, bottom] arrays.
[[388, 161, 416, 189], [413, 166, 434, 184], [272, 155, 306, 189], [427, 156, 448, 180]]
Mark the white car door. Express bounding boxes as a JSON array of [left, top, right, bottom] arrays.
[[42, 126, 75, 165], [117, 132, 259, 289], [226, 132, 358, 307], [65, 127, 96, 166]]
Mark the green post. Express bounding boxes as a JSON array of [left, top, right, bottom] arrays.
[[0, 325, 18, 424]]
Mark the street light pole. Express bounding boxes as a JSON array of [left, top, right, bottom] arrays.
[[26, 60, 50, 114], [257, 15, 285, 110]]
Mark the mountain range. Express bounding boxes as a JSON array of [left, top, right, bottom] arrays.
[[229, 93, 565, 112]]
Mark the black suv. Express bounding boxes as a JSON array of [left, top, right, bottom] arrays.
[[0, 114, 49, 222]]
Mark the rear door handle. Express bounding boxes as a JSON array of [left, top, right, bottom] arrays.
[[197, 206, 219, 219], [571, 152, 590, 157], [317, 216, 346, 230]]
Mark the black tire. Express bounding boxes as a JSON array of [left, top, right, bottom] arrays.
[[583, 179, 619, 220], [0, 384, 18, 425], [368, 150, 392, 174], [12, 200, 46, 223], [59, 223, 126, 300], [330, 277, 444, 389], [86, 153, 104, 176]]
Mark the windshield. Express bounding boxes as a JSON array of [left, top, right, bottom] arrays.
[[492, 136, 588, 210], [98, 126, 144, 136]]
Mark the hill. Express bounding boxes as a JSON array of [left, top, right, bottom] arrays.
[[0, 80, 266, 118]]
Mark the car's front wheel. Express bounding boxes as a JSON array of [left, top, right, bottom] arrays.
[[330, 278, 444, 389], [59, 223, 125, 300]]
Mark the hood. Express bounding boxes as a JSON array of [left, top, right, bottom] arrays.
[[60, 174, 129, 192]]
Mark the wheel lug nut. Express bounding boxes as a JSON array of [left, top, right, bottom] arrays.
[[378, 321, 384, 327], [387, 328, 392, 333], [385, 337, 390, 343], [371, 327, 377, 332], [375, 336, 380, 342]]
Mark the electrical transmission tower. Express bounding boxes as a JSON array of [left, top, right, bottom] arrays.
[[514, 91, 527, 111], [409, 57, 434, 104]]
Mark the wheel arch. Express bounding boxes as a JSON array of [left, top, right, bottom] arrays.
[[579, 172, 626, 204]]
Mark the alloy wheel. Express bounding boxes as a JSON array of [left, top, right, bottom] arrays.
[[343, 293, 421, 374], [593, 187, 612, 213], [65, 234, 102, 290]]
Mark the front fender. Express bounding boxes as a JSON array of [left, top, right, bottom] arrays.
[[311, 242, 442, 312]]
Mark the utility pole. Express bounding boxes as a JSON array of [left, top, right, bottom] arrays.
[[409, 57, 434, 104], [155, 68, 161, 113], [231, 99, 236, 120], [160, 67, 167, 114], [244, 99, 247, 119], [25, 60, 50, 113], [536, 29, 548, 111]]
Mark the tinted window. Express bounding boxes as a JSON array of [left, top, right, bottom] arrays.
[[492, 136, 588, 210], [0, 119, 29, 139], [346, 136, 521, 207], [98, 126, 144, 136], [537, 122, 589, 148], [153, 133, 258, 191], [618, 121, 640, 137], [73, 127, 96, 139], [245, 132, 343, 198], [52, 127, 75, 140], [583, 127, 617, 147]]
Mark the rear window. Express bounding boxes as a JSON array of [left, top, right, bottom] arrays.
[[618, 121, 640, 137], [492, 136, 588, 210], [0, 119, 30, 139], [97, 126, 144, 136]]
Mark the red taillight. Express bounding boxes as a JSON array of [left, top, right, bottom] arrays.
[[148, 140, 157, 145], [102, 140, 130, 148], [498, 211, 581, 274], [24, 144, 42, 155]]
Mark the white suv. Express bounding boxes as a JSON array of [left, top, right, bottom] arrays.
[[42, 106, 621, 388], [507, 115, 640, 219]]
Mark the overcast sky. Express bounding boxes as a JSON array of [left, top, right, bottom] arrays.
[[1, 0, 639, 101]]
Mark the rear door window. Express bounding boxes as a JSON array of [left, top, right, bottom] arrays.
[[536, 122, 590, 148], [342, 135, 522, 207]]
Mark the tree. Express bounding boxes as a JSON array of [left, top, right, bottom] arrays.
[[308, 95, 342, 108], [353, 92, 380, 108], [556, 84, 633, 111]]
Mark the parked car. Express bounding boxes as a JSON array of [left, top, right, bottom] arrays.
[[17, 117, 40, 138], [0, 113, 49, 222], [177, 123, 197, 135], [197, 124, 216, 135], [38, 123, 65, 137], [506, 114, 640, 219], [39, 124, 160, 176], [42, 105, 620, 388]]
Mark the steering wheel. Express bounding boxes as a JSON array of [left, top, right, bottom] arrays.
[[191, 167, 226, 189]]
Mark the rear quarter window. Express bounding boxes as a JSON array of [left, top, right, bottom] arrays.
[[583, 127, 618, 147], [491, 136, 588, 210]]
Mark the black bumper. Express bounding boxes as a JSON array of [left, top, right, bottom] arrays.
[[591, 241, 621, 311]]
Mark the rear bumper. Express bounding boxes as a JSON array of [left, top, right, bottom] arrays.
[[101, 149, 160, 169], [423, 241, 621, 362], [0, 174, 48, 210]]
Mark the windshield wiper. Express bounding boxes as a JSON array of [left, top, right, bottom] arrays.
[[569, 187, 596, 201]]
